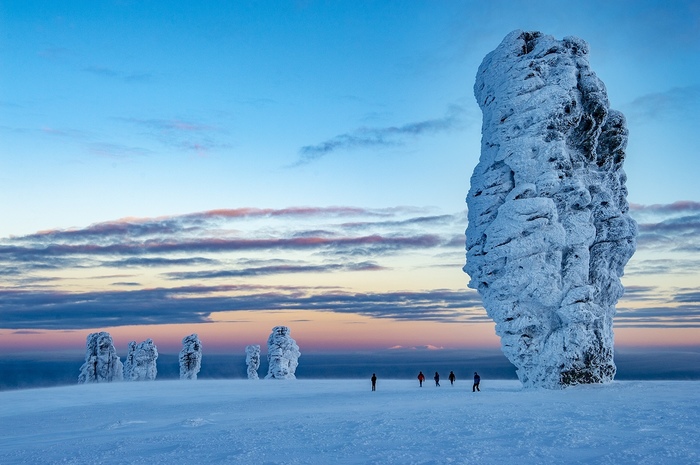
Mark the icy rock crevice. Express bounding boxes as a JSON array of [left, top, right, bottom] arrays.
[[465, 30, 637, 389]]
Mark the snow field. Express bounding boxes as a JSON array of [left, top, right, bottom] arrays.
[[0, 380, 698, 464]]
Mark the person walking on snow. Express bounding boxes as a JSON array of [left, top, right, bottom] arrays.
[[473, 372, 481, 392], [434, 371, 440, 387], [449, 371, 456, 386], [371, 373, 377, 391], [417, 371, 425, 387]]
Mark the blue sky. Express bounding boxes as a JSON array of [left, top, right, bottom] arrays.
[[0, 1, 698, 353]]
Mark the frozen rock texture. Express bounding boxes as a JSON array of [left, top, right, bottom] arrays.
[[123, 339, 158, 381], [465, 30, 637, 388], [245, 345, 261, 380], [265, 326, 300, 379], [179, 334, 202, 380], [78, 332, 124, 383]]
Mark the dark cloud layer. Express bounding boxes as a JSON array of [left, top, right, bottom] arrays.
[[0, 286, 486, 330]]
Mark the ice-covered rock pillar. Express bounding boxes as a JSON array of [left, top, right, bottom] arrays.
[[265, 326, 300, 379], [179, 333, 202, 380], [245, 344, 260, 380], [124, 339, 158, 381], [78, 331, 124, 383], [465, 30, 637, 388]]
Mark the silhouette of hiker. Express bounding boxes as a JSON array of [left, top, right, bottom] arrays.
[[417, 371, 425, 387], [371, 373, 377, 391], [434, 371, 440, 387], [449, 371, 456, 386], [473, 372, 481, 392]]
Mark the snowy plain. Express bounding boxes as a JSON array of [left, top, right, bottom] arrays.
[[1, 379, 698, 464]]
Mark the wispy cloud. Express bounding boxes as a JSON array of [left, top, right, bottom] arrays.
[[164, 261, 385, 280], [116, 116, 227, 155], [295, 105, 466, 165], [624, 86, 700, 123], [84, 66, 152, 83]]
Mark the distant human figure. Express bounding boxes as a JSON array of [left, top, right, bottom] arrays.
[[371, 373, 377, 391], [449, 371, 456, 386], [417, 371, 425, 387], [434, 371, 440, 387], [473, 372, 481, 392]]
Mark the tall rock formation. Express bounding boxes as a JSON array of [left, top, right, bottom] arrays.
[[245, 344, 261, 380], [265, 326, 300, 379], [78, 332, 124, 383], [179, 333, 202, 380], [123, 339, 158, 381], [465, 30, 637, 388]]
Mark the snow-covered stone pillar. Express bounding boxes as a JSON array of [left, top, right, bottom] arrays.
[[179, 333, 202, 380], [78, 331, 124, 383], [124, 339, 158, 381], [265, 326, 300, 379], [465, 30, 637, 388], [245, 344, 261, 380]]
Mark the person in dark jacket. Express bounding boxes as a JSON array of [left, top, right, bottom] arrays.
[[473, 372, 481, 392], [371, 373, 377, 391], [448, 371, 456, 386], [417, 371, 425, 387], [434, 371, 440, 387]]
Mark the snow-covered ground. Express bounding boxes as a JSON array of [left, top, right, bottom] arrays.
[[1, 380, 698, 464]]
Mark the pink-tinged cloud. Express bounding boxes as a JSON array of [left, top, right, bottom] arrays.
[[629, 201, 700, 214]]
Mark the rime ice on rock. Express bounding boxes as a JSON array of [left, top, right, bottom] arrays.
[[265, 326, 300, 379], [78, 332, 124, 383], [465, 30, 637, 389], [123, 339, 158, 381], [179, 334, 202, 380], [245, 345, 261, 380]]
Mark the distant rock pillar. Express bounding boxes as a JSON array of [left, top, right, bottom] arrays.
[[179, 333, 202, 380], [245, 345, 261, 379], [124, 339, 158, 381], [78, 331, 124, 383], [265, 326, 301, 379]]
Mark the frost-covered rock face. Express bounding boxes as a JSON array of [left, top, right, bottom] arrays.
[[78, 332, 124, 383], [265, 326, 300, 380], [179, 334, 202, 380], [245, 344, 261, 380], [124, 339, 158, 381], [465, 30, 637, 389]]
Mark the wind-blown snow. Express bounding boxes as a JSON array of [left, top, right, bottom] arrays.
[[0, 380, 697, 464], [465, 30, 637, 388]]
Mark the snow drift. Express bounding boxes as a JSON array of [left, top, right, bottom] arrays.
[[465, 30, 637, 388]]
